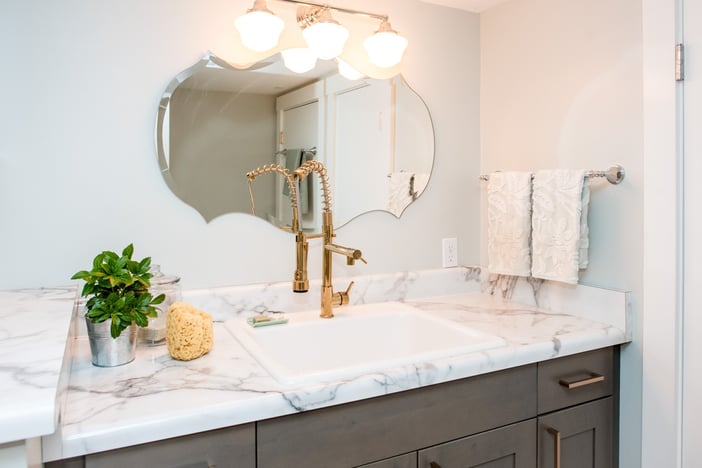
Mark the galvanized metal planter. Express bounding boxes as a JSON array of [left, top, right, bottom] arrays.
[[85, 318, 138, 367]]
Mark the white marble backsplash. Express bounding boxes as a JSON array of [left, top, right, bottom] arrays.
[[182, 267, 483, 322], [179, 266, 629, 334], [481, 271, 630, 333]]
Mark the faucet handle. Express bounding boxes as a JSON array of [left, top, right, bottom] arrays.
[[337, 281, 355, 306], [346, 250, 367, 266]]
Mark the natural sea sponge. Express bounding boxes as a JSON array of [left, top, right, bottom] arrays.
[[166, 301, 213, 361]]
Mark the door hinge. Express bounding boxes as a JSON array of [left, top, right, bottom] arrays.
[[676, 43, 685, 81]]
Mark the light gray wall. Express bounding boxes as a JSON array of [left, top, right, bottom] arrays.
[[0, 0, 480, 289], [480, 1, 643, 467], [169, 89, 277, 222]]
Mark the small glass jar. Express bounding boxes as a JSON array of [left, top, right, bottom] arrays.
[[140, 265, 181, 346]]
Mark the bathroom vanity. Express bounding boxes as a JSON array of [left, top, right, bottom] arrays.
[[49, 348, 616, 468], [1, 268, 630, 468]]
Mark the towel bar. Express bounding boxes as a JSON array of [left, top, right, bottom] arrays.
[[479, 164, 625, 185]]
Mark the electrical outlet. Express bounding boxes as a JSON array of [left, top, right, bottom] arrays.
[[442, 238, 458, 268]]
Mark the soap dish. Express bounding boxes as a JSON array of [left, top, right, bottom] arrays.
[[247, 314, 288, 328]]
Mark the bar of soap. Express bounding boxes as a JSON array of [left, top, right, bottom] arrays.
[[166, 301, 213, 361]]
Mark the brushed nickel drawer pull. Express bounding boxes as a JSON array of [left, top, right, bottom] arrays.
[[547, 426, 562, 468], [559, 372, 605, 389]]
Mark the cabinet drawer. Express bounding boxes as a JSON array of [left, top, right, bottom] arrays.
[[418, 419, 537, 468], [356, 452, 417, 468], [84, 423, 255, 468], [258, 364, 537, 468], [538, 347, 614, 414]]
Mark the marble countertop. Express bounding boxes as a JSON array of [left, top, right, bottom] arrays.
[[39, 268, 631, 462], [0, 287, 75, 444]]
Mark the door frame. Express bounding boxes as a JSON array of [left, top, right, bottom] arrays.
[[641, 0, 684, 467]]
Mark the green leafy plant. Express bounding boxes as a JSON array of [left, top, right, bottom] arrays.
[[71, 244, 166, 339]]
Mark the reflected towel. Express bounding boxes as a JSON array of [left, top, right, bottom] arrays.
[[531, 169, 589, 284], [412, 173, 430, 198], [299, 150, 315, 215], [387, 172, 415, 216], [281, 149, 314, 215], [282, 149, 302, 197], [487, 172, 533, 276]]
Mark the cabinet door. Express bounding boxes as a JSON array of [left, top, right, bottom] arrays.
[[357, 452, 417, 468], [84, 423, 255, 468], [538, 397, 613, 468], [418, 419, 536, 468]]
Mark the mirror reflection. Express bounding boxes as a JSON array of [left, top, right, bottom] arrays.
[[156, 52, 434, 230]]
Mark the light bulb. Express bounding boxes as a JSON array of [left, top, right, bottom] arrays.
[[235, 1, 284, 53], [301, 9, 349, 60], [363, 21, 408, 68], [282, 48, 318, 73]]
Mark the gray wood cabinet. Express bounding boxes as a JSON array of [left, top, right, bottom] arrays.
[[45, 424, 255, 468], [538, 398, 613, 468], [46, 348, 617, 468], [418, 419, 537, 468], [536, 348, 616, 468], [257, 364, 536, 468], [357, 452, 417, 468]]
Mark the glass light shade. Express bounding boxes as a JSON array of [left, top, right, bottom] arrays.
[[364, 26, 408, 68], [235, 10, 284, 52], [302, 22, 349, 60], [281, 48, 318, 73], [337, 59, 364, 80]]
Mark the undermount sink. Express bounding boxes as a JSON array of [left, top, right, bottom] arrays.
[[225, 302, 506, 386]]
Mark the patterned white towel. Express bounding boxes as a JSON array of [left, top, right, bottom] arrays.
[[487, 172, 533, 276], [531, 169, 589, 284]]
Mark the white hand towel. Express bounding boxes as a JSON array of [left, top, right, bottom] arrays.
[[487, 171, 533, 277], [579, 183, 590, 269], [531, 169, 589, 284]]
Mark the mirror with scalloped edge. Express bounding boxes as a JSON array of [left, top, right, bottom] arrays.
[[156, 52, 434, 230]]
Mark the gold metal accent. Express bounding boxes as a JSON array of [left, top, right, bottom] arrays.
[[558, 372, 605, 389], [547, 426, 561, 468], [293, 160, 365, 318], [281, 0, 388, 24], [293, 160, 332, 213], [246, 164, 308, 291]]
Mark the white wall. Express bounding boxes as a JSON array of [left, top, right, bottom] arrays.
[[0, 0, 481, 290], [480, 1, 643, 467]]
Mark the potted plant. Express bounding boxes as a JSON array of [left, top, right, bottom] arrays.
[[71, 244, 165, 367]]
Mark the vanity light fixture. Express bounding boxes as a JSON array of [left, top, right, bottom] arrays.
[[235, 0, 408, 71], [281, 47, 318, 73], [235, 0, 285, 52]]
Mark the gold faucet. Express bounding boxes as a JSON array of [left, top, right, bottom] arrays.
[[246, 164, 309, 293], [293, 160, 366, 318]]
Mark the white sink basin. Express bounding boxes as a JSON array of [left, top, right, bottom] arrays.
[[225, 302, 506, 386]]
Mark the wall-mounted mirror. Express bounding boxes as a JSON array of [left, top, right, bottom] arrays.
[[156, 52, 434, 230]]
